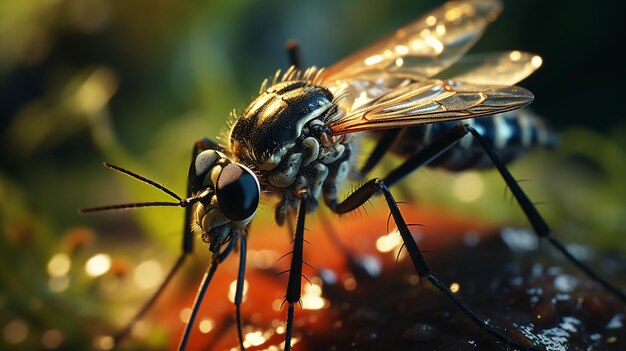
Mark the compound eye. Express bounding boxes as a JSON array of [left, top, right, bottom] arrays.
[[216, 164, 260, 221]]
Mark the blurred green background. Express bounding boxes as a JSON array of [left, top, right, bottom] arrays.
[[0, 0, 624, 349]]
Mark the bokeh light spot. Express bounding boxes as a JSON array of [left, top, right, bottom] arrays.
[[452, 172, 484, 202], [4, 319, 28, 345], [134, 260, 162, 289], [47, 253, 71, 277], [85, 253, 111, 277], [41, 329, 63, 349]]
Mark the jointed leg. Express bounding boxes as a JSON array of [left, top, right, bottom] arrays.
[[318, 210, 378, 280], [373, 123, 625, 302], [112, 138, 219, 345], [178, 234, 238, 351], [372, 124, 626, 302], [327, 178, 542, 351], [360, 129, 401, 177], [114, 255, 188, 344], [283, 189, 309, 351], [234, 234, 248, 350], [465, 126, 626, 302]]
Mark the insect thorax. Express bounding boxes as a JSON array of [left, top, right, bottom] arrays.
[[229, 80, 354, 223]]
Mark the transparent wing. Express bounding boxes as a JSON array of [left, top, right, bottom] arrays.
[[328, 79, 533, 135], [434, 51, 543, 85], [323, 50, 541, 113], [318, 0, 503, 83]]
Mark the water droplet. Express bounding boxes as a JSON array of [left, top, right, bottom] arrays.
[[553, 274, 578, 293], [501, 228, 538, 252]]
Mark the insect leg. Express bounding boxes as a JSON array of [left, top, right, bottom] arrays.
[[283, 189, 309, 351], [178, 233, 238, 351], [234, 233, 247, 350], [327, 179, 542, 351], [382, 124, 468, 187], [113, 255, 188, 344], [464, 125, 626, 303], [317, 210, 376, 280], [360, 129, 402, 177], [112, 138, 219, 345], [378, 123, 625, 302]]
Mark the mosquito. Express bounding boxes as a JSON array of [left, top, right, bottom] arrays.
[[81, 0, 625, 350]]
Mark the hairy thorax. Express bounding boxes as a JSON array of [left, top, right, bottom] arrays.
[[229, 80, 354, 224]]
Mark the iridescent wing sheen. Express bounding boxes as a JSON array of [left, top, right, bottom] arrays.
[[317, 0, 503, 83], [328, 79, 533, 135]]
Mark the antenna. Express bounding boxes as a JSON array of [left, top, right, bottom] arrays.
[[79, 162, 206, 213]]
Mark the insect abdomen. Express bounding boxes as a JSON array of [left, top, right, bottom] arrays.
[[391, 109, 555, 172]]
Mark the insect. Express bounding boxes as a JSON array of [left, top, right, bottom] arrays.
[[81, 0, 625, 350]]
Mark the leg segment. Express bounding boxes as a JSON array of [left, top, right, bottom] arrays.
[[328, 178, 542, 350], [235, 233, 248, 350], [317, 210, 373, 279], [465, 126, 626, 302], [360, 129, 401, 177], [178, 233, 238, 351], [284, 189, 309, 351], [374, 123, 625, 302], [113, 138, 219, 345], [113, 255, 187, 344], [383, 124, 467, 187]]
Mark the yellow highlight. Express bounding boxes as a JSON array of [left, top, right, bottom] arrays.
[[425, 36, 444, 55], [452, 172, 484, 203], [375, 230, 402, 253], [73, 67, 118, 114], [436, 24, 446, 36], [301, 283, 327, 310], [243, 330, 266, 347], [364, 55, 383, 66], [509, 50, 522, 61], [450, 282, 461, 293], [228, 279, 249, 303], [199, 319, 215, 333], [134, 260, 162, 289], [444, 7, 463, 22], [179, 308, 192, 323], [94, 335, 114, 350], [85, 253, 111, 277], [48, 253, 70, 277], [395, 45, 409, 55]]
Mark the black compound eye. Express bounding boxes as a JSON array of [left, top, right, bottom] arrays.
[[216, 164, 260, 221]]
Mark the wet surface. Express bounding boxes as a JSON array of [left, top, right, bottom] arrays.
[[134, 208, 626, 351], [302, 230, 626, 351]]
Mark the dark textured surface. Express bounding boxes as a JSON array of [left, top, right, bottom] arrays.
[[301, 231, 626, 351]]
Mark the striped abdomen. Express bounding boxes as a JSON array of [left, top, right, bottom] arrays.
[[390, 109, 555, 172]]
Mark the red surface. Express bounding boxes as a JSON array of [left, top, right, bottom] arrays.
[[142, 203, 494, 350]]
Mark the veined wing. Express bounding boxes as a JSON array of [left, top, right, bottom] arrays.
[[328, 79, 533, 135], [318, 0, 503, 84], [323, 50, 541, 113]]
